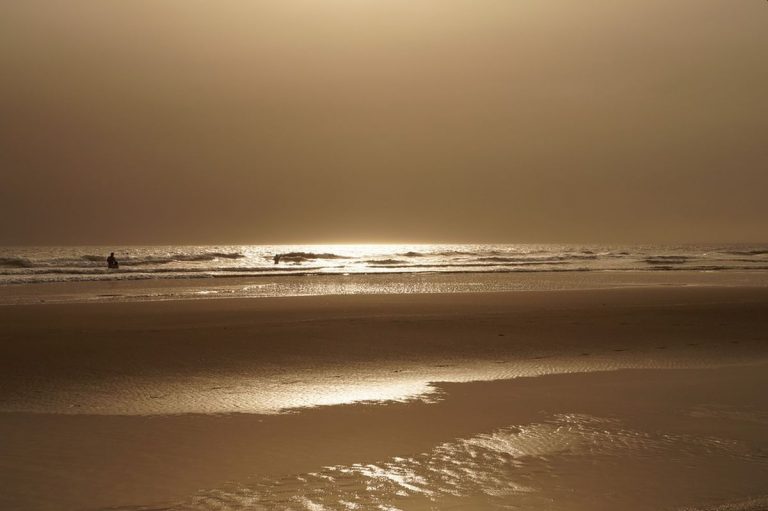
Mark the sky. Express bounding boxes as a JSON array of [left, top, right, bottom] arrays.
[[1, 0, 767, 245]]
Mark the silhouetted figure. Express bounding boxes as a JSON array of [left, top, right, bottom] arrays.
[[107, 252, 119, 269], [273, 254, 281, 265]]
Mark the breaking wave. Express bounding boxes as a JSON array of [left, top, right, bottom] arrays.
[[3, 252, 247, 269], [366, 259, 407, 265], [644, 256, 690, 265], [723, 249, 768, 256], [274, 252, 348, 262], [80, 255, 106, 262], [3, 244, 768, 285], [0, 257, 34, 268], [477, 255, 595, 263], [119, 252, 245, 266], [434, 250, 475, 256]]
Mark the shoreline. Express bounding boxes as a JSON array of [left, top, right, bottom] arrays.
[[2, 269, 768, 306]]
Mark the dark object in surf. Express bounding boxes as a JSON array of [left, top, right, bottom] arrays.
[[107, 252, 119, 269]]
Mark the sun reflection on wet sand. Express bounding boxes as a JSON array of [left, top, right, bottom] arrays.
[[3, 353, 766, 415], [114, 412, 768, 511]]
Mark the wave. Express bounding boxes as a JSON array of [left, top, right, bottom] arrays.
[[477, 254, 597, 263], [366, 259, 407, 265], [477, 257, 527, 263], [723, 249, 768, 256], [121, 252, 246, 266], [209, 252, 245, 259], [435, 251, 473, 256], [0, 265, 323, 276], [6, 263, 768, 286], [80, 255, 105, 262], [0, 257, 34, 268], [275, 252, 348, 262], [2, 252, 248, 268], [0, 270, 325, 285], [1, 266, 597, 285], [4, 244, 768, 287], [571, 253, 599, 260], [7, 262, 768, 279], [366, 261, 570, 269], [641, 264, 768, 271], [644, 256, 690, 265]]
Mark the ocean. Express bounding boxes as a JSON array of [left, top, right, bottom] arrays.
[[2, 243, 768, 286]]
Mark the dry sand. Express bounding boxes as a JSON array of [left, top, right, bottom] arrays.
[[1, 287, 768, 510]]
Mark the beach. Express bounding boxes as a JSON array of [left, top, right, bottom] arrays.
[[5, 0, 768, 506], [1, 284, 768, 510]]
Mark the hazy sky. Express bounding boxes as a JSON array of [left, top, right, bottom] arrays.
[[1, 0, 766, 245]]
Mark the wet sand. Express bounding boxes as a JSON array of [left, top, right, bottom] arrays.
[[2, 269, 768, 306], [1, 287, 768, 510]]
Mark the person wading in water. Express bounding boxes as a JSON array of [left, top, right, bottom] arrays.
[[107, 252, 119, 269]]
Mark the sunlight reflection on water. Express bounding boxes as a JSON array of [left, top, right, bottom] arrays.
[[3, 354, 764, 415], [108, 413, 768, 511]]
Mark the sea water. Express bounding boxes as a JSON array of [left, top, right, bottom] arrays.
[[2, 243, 768, 304], [2, 243, 768, 285]]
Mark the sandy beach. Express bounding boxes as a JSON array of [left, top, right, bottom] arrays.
[[1, 285, 768, 510], [5, 0, 767, 507]]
